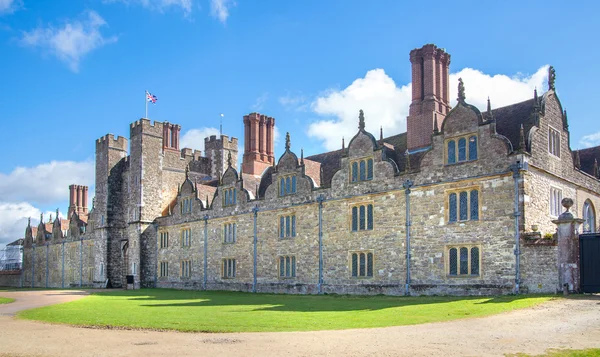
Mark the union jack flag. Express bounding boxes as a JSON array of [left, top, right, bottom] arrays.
[[146, 91, 157, 104]]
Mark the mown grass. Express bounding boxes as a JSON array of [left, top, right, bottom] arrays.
[[507, 348, 600, 356], [0, 297, 15, 304], [18, 289, 553, 333]]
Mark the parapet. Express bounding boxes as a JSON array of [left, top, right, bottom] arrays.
[[205, 134, 239, 150], [130, 118, 166, 138], [96, 134, 128, 152]]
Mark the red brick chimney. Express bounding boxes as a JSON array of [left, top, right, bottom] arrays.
[[68, 184, 89, 217], [242, 112, 275, 175], [407, 44, 451, 151]]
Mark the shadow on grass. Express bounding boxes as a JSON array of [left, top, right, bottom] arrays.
[[89, 289, 553, 312]]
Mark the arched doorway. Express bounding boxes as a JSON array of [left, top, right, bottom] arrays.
[[583, 200, 596, 233]]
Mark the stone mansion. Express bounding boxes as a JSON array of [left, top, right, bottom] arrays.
[[21, 44, 600, 295]]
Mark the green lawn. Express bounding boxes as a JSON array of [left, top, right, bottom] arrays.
[[507, 349, 600, 357], [18, 289, 553, 332], [0, 297, 15, 304]]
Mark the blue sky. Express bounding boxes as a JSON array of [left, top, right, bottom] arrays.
[[1, 0, 599, 245]]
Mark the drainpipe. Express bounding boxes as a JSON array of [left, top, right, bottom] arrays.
[[62, 241, 65, 288], [45, 243, 49, 288], [203, 215, 209, 290], [80, 238, 83, 288], [32, 244, 35, 288], [252, 205, 259, 293], [403, 179, 413, 296], [153, 222, 158, 288], [317, 195, 325, 294], [509, 160, 525, 294]]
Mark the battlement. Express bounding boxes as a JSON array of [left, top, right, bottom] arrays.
[[130, 118, 166, 137], [96, 134, 128, 152], [243, 112, 275, 125], [205, 135, 239, 150]]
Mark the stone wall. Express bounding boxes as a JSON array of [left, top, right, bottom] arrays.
[[0, 271, 21, 287]]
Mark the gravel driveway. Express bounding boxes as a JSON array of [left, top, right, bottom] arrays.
[[0, 290, 598, 357]]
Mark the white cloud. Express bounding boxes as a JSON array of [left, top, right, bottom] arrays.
[[0, 0, 21, 15], [103, 0, 193, 15], [180, 127, 221, 152], [279, 93, 309, 112], [252, 92, 268, 111], [580, 132, 600, 148], [210, 0, 234, 23], [0, 202, 65, 246], [0, 160, 94, 205], [273, 125, 281, 147], [308, 69, 411, 151], [307, 66, 548, 151], [20, 11, 118, 72]]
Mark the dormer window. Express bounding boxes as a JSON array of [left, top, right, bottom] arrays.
[[223, 187, 237, 206], [446, 135, 477, 164], [279, 175, 297, 196], [350, 158, 373, 182], [181, 197, 192, 214]]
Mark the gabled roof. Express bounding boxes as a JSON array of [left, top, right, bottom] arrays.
[[487, 97, 538, 151], [305, 149, 343, 188], [578, 146, 600, 177]]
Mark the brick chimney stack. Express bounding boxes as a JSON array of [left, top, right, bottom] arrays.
[[242, 112, 275, 175], [68, 184, 89, 217], [407, 44, 451, 152]]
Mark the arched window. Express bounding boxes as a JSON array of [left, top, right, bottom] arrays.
[[448, 140, 456, 164], [583, 200, 596, 233], [468, 136, 478, 160], [458, 138, 467, 162]]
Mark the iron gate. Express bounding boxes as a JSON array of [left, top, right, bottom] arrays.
[[580, 233, 600, 293]]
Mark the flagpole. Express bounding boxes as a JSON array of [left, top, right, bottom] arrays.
[[145, 90, 148, 118]]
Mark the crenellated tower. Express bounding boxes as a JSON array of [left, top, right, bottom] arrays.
[[407, 44, 451, 152], [205, 135, 239, 179]]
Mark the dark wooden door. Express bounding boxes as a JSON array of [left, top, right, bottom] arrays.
[[580, 234, 600, 293]]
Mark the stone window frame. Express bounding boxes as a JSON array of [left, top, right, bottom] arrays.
[[223, 221, 237, 244], [445, 243, 482, 278], [350, 201, 375, 232], [348, 250, 374, 278], [180, 259, 192, 278], [549, 186, 562, 218], [159, 261, 169, 278], [279, 174, 297, 196], [278, 255, 296, 279], [180, 197, 193, 214], [349, 156, 374, 183], [223, 187, 237, 207], [279, 212, 297, 239], [548, 126, 561, 158], [222, 258, 236, 279], [180, 227, 192, 247], [445, 186, 481, 224], [445, 133, 478, 165], [132, 262, 137, 276], [159, 230, 169, 249]]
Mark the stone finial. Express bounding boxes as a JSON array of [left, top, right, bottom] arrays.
[[40, 213, 43, 225], [405, 149, 411, 171], [285, 132, 291, 151], [300, 148, 304, 165], [380, 126, 383, 141], [548, 66, 556, 91], [28, 217, 31, 227], [185, 165, 189, 179], [227, 151, 232, 167], [55, 208, 59, 220], [518, 124, 526, 151], [594, 159, 599, 178], [557, 197, 575, 220], [358, 110, 365, 130], [457, 78, 465, 102], [563, 110, 569, 130], [574, 150, 581, 169], [433, 113, 439, 134], [342, 137, 345, 150], [487, 97, 492, 114]]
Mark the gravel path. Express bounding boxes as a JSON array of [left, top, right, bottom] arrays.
[[0, 290, 598, 357]]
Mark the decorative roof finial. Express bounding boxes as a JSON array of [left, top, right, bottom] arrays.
[[563, 110, 569, 130], [285, 132, 291, 151], [185, 165, 189, 179], [380, 126, 383, 141], [28, 217, 31, 227], [227, 151, 232, 167], [342, 137, 345, 150], [574, 150, 581, 169], [300, 148, 304, 165], [487, 97, 492, 114], [358, 110, 365, 130], [518, 124, 526, 151], [548, 66, 556, 91], [458, 78, 465, 102], [49, 214, 52, 223], [55, 208, 59, 221], [433, 113, 439, 134], [40, 213, 43, 224], [594, 159, 599, 178]]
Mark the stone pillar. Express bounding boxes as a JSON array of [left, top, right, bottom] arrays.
[[552, 198, 584, 293], [77, 185, 83, 215]]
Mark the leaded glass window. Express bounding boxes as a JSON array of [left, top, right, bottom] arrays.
[[459, 247, 468, 274], [359, 253, 365, 276], [280, 175, 298, 196], [351, 253, 358, 277], [458, 138, 467, 162], [448, 189, 479, 223], [459, 191, 468, 221], [583, 200, 596, 233], [279, 216, 285, 238], [351, 162, 358, 182], [350, 158, 374, 182], [280, 178, 285, 196], [471, 247, 479, 275], [367, 159, 373, 180], [468, 136, 477, 160], [351, 251, 373, 278], [280, 214, 296, 238], [367, 204, 373, 230], [470, 190, 479, 220], [352, 206, 358, 231], [286, 177, 291, 194], [291, 176, 297, 193], [367, 253, 373, 277], [359, 161, 366, 181], [448, 140, 456, 164], [449, 248, 457, 275], [359, 205, 365, 230], [447, 245, 481, 277], [449, 193, 457, 222]]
